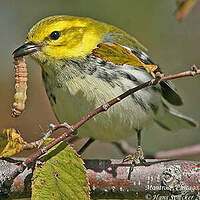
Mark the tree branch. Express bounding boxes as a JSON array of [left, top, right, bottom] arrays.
[[156, 144, 200, 159], [113, 141, 200, 159], [0, 158, 199, 199]]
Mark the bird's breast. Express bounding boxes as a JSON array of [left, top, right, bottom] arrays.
[[41, 62, 161, 141]]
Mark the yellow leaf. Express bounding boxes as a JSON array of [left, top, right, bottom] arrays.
[[92, 42, 158, 77], [0, 128, 26, 157]]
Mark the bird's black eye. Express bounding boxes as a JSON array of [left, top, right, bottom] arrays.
[[50, 31, 61, 40]]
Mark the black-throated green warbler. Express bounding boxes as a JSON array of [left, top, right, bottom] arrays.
[[13, 15, 197, 163]]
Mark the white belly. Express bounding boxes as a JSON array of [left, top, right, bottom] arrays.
[[43, 72, 161, 142]]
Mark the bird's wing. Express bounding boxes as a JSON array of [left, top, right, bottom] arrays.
[[92, 42, 183, 106]]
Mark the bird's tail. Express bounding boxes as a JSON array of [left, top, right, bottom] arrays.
[[154, 101, 198, 131]]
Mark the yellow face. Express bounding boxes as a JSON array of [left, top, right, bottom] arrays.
[[27, 15, 108, 60]]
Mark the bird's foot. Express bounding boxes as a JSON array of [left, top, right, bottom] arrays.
[[122, 146, 150, 180], [123, 146, 148, 166]]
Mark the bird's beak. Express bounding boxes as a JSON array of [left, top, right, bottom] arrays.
[[13, 41, 42, 58]]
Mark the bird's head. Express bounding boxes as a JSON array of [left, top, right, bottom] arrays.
[[13, 15, 109, 62]]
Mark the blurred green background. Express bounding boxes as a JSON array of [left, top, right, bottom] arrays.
[[0, 0, 200, 162]]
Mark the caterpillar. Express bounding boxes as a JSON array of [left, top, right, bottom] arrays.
[[11, 56, 28, 117]]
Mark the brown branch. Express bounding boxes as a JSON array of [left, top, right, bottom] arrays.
[[156, 144, 200, 159], [3, 66, 200, 188], [113, 140, 200, 159], [0, 158, 199, 199]]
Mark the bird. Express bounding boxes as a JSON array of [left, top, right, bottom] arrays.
[[13, 15, 198, 164]]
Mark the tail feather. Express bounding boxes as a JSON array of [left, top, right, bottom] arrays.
[[155, 102, 198, 131]]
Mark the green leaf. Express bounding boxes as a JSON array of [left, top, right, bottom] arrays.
[[32, 141, 90, 200]]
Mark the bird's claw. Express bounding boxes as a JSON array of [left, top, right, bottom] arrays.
[[123, 146, 148, 166], [123, 146, 150, 180]]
